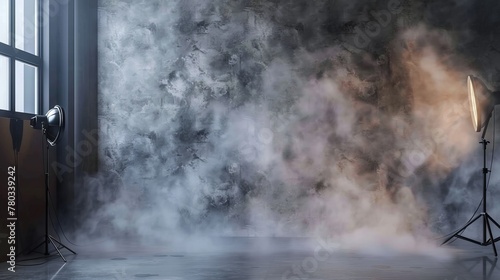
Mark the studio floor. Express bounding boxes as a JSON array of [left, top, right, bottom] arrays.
[[0, 237, 499, 280]]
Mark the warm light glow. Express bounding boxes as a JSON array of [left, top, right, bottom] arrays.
[[468, 75, 480, 132]]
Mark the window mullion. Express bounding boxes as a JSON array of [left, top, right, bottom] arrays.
[[10, 0, 15, 112], [3, 0, 43, 114], [14, 49, 41, 66], [38, 0, 42, 114], [0, 42, 14, 56], [9, 49, 14, 111]]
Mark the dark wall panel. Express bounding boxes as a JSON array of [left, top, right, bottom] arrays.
[[0, 117, 46, 262]]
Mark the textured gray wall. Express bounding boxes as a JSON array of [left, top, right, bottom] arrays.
[[88, 0, 500, 250]]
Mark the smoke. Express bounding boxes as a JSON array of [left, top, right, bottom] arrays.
[[74, 0, 500, 255]]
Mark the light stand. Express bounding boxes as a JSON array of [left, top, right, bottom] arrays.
[[442, 76, 500, 256], [29, 105, 76, 262], [442, 113, 500, 256]]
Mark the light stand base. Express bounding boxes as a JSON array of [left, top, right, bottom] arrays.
[[443, 133, 500, 257], [442, 213, 500, 257], [26, 130, 77, 263], [30, 235, 77, 262]]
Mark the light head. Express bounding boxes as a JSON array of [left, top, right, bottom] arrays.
[[30, 105, 64, 146], [467, 75, 500, 132]]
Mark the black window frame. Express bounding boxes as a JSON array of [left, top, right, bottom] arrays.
[[0, 0, 43, 120]]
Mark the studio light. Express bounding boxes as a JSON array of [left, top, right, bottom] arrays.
[[467, 75, 500, 133], [443, 76, 500, 256], [28, 105, 75, 262], [30, 105, 64, 146]]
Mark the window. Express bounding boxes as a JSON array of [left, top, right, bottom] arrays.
[[0, 0, 41, 115]]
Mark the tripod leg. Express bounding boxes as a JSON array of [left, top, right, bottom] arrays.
[[486, 214, 500, 229], [442, 214, 483, 245], [485, 218, 497, 257], [485, 213, 500, 244], [49, 235, 77, 255], [48, 236, 67, 262]]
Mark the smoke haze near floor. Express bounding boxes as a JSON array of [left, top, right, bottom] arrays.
[[74, 0, 500, 255]]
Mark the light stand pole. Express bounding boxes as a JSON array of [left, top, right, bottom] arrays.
[[28, 105, 76, 262], [30, 129, 77, 261], [442, 75, 500, 256], [442, 113, 500, 256]]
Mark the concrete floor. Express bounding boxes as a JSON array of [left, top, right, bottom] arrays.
[[0, 237, 499, 280]]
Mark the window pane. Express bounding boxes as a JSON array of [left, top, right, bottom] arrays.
[[15, 0, 38, 55], [0, 0, 9, 44], [15, 61, 38, 114], [0, 55, 9, 110]]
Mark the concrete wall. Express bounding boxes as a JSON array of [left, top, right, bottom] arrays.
[[87, 0, 500, 241]]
